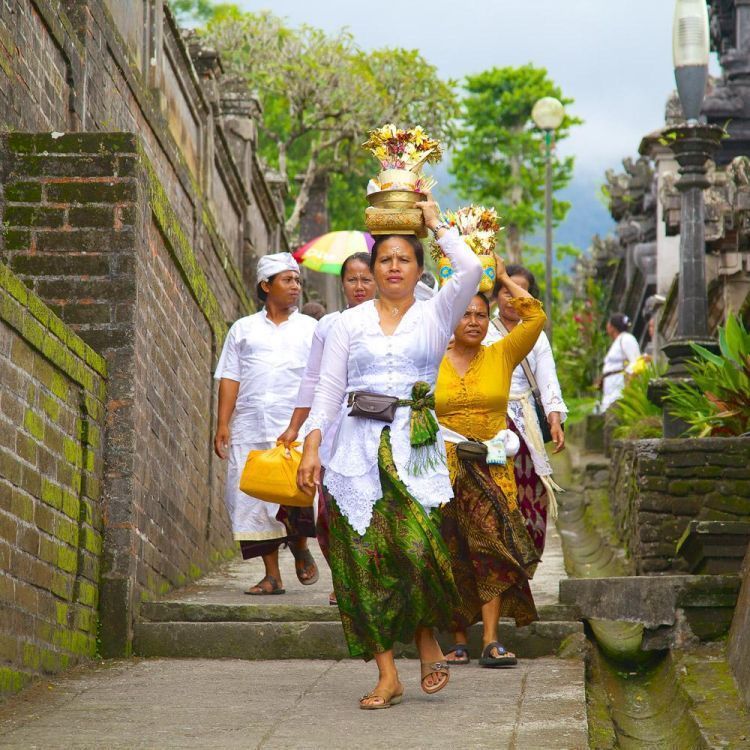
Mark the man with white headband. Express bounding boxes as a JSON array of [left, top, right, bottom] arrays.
[[213, 252, 318, 595]]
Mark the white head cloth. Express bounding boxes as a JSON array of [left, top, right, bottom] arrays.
[[415, 273, 437, 301], [257, 252, 299, 283]]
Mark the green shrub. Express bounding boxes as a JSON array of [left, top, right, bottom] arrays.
[[611, 362, 666, 440], [664, 313, 750, 437]]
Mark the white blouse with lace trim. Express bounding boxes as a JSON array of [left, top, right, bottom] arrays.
[[483, 323, 568, 478], [305, 228, 483, 535]]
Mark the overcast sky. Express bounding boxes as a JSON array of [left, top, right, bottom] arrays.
[[233, 1, 720, 246], [236, 0, 698, 176]]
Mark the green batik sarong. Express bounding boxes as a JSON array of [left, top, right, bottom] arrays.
[[324, 428, 459, 661]]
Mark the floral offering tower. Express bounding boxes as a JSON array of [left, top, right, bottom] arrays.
[[430, 205, 502, 293], [362, 124, 442, 237]]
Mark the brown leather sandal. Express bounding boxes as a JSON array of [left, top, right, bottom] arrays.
[[359, 686, 404, 710], [420, 661, 450, 695], [291, 547, 319, 586], [245, 574, 285, 595]]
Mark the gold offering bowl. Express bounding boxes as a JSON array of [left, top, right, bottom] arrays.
[[366, 190, 426, 211]]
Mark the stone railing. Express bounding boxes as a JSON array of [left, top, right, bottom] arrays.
[[608, 437, 750, 574]]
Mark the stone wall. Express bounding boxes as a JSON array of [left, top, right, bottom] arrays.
[[0, 132, 238, 657], [608, 437, 750, 574], [0, 262, 107, 695], [0, 0, 288, 669], [729, 547, 750, 708]]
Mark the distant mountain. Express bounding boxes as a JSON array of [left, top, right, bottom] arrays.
[[555, 175, 614, 250], [431, 164, 614, 256]]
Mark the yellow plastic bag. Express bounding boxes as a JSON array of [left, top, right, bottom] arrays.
[[239, 442, 314, 507]]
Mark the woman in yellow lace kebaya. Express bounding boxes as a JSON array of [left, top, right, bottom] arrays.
[[435, 261, 546, 668]]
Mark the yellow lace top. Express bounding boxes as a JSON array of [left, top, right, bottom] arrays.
[[435, 297, 547, 499]]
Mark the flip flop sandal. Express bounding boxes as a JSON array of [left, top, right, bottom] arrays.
[[420, 661, 450, 695], [478, 641, 518, 668], [445, 644, 470, 665], [291, 547, 319, 586], [359, 688, 404, 710], [328, 591, 337, 606], [245, 574, 285, 596]]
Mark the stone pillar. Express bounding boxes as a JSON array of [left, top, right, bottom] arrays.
[[651, 124, 724, 437]]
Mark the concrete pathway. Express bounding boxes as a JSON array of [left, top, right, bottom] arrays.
[[0, 524, 588, 748], [158, 526, 568, 611], [0, 657, 587, 749]]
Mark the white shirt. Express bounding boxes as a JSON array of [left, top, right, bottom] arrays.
[[295, 311, 342, 465], [484, 323, 568, 419], [483, 321, 567, 478], [600, 332, 641, 412], [214, 308, 317, 444], [307, 229, 483, 535]]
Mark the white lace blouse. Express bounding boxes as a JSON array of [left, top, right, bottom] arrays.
[[306, 228, 483, 535]]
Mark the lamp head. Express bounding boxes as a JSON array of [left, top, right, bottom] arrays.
[[672, 0, 710, 122], [532, 97, 565, 131]]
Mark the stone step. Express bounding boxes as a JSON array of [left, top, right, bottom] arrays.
[[139, 600, 580, 625], [132, 618, 583, 661]]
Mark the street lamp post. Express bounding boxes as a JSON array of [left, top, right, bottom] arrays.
[[532, 97, 565, 346], [652, 0, 725, 436]]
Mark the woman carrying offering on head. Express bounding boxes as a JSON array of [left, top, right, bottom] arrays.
[[297, 197, 482, 710], [484, 265, 567, 556], [436, 266, 547, 669], [598, 312, 641, 412], [278, 252, 376, 605]]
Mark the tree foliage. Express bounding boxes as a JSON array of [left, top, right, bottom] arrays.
[[171, 1, 457, 239], [551, 275, 609, 401], [450, 65, 580, 263]]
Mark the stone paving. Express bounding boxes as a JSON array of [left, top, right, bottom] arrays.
[[0, 657, 587, 749], [0, 525, 589, 749], [156, 525, 567, 610]]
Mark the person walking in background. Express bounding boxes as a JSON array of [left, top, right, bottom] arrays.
[[297, 198, 483, 710], [301, 301, 327, 320], [278, 252, 376, 605], [484, 265, 566, 556], [437, 274, 546, 669], [598, 312, 641, 412], [213, 253, 318, 596]]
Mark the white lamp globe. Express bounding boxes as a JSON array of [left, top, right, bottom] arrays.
[[532, 97, 565, 131], [673, 0, 710, 68], [672, 0, 710, 121]]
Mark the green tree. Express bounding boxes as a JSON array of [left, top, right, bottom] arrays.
[[450, 65, 580, 263], [172, 2, 457, 239]]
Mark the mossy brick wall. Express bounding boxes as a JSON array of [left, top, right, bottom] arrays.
[[729, 547, 750, 708], [609, 438, 750, 574], [0, 262, 107, 696], [0, 0, 260, 325], [0, 132, 236, 657]]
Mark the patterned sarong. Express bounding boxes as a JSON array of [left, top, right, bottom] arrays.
[[239, 505, 316, 560], [440, 454, 540, 630], [324, 428, 458, 661], [508, 421, 548, 555]]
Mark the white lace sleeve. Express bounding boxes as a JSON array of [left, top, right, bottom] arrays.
[[430, 228, 483, 334], [307, 315, 349, 438], [295, 321, 327, 408], [533, 332, 568, 421]]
